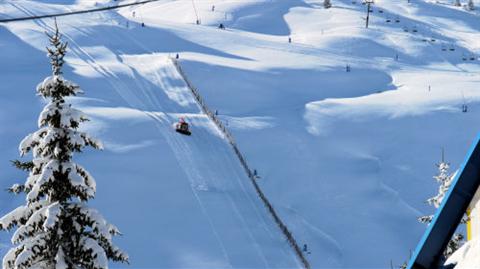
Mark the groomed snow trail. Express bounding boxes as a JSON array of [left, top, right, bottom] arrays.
[[134, 60, 301, 268], [172, 58, 310, 269], [0, 3, 300, 268]]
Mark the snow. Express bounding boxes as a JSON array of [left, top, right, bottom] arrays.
[[12, 233, 48, 268], [38, 101, 85, 128], [1, 0, 480, 267], [54, 247, 67, 269], [446, 237, 480, 268], [76, 204, 116, 240], [80, 236, 108, 268], [2, 247, 17, 269], [0, 205, 29, 230], [36, 75, 82, 97], [43, 202, 61, 230]]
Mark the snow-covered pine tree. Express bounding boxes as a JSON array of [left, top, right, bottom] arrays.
[[468, 0, 475, 10], [0, 21, 128, 269], [454, 0, 462, 6], [324, 0, 332, 8], [417, 153, 464, 259]]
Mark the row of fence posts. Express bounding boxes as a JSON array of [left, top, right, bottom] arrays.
[[170, 58, 310, 269]]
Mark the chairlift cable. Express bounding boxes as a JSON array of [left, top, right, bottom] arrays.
[[0, 0, 162, 23], [191, 0, 199, 22]]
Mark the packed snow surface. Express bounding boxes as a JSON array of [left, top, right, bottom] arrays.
[[446, 237, 480, 268], [1, 0, 480, 268]]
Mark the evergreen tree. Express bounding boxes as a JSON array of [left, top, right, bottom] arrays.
[[418, 153, 464, 259], [468, 0, 475, 10], [324, 0, 332, 8], [0, 21, 128, 269], [444, 233, 464, 258], [454, 0, 462, 6]]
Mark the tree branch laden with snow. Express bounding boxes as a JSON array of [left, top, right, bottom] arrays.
[[0, 21, 127, 269], [418, 158, 464, 260]]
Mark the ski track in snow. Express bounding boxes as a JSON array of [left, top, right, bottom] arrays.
[[3, 0, 480, 267], [5, 3, 298, 267], [138, 62, 297, 268]]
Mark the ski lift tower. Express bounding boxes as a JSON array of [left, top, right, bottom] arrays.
[[364, 0, 374, 28], [407, 134, 480, 268]]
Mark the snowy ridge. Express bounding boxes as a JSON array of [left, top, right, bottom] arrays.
[[172, 58, 310, 269]]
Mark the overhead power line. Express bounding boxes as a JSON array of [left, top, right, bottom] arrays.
[[191, 0, 199, 22], [0, 0, 162, 23]]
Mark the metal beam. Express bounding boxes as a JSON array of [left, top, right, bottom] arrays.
[[408, 134, 480, 269]]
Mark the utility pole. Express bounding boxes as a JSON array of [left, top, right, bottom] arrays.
[[364, 0, 374, 28]]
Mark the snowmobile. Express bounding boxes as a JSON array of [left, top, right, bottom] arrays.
[[175, 118, 191, 136]]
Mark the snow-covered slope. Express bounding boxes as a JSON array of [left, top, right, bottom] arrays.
[[0, 5, 299, 268], [447, 237, 480, 268], [1, 0, 479, 267]]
